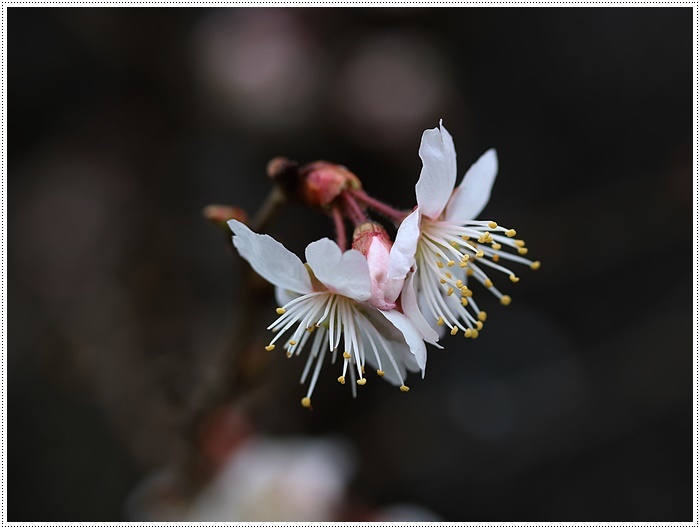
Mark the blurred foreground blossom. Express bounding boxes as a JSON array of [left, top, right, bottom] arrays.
[[229, 220, 423, 406], [184, 437, 354, 522]]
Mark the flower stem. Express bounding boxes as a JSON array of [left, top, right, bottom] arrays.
[[348, 188, 408, 223], [331, 205, 347, 251], [341, 192, 368, 225]]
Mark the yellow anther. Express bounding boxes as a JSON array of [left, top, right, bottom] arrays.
[[445, 272, 452, 279], [464, 328, 473, 338], [362, 365, 366, 374], [530, 260, 541, 271], [466, 268, 475, 276], [462, 287, 473, 297], [450, 326, 459, 336], [478, 234, 487, 244], [376, 369, 385, 377], [509, 274, 520, 283], [484, 278, 494, 288], [514, 239, 526, 247], [459, 261, 468, 268], [488, 221, 498, 229], [456, 279, 464, 288], [505, 229, 517, 237], [357, 378, 367, 386], [437, 317, 444, 326], [461, 297, 468, 306], [491, 242, 502, 250], [475, 321, 484, 331], [478, 311, 487, 322], [399, 385, 410, 392], [447, 287, 454, 296], [301, 397, 312, 408], [435, 252, 443, 258], [307, 326, 316, 333], [337, 376, 346, 384], [501, 295, 512, 306], [286, 351, 293, 358], [447, 260, 455, 267], [485, 234, 494, 243], [475, 250, 485, 258], [265, 344, 275, 351], [342, 351, 351, 359], [471, 329, 479, 339], [276, 307, 286, 315], [517, 247, 529, 255], [450, 241, 460, 249], [289, 340, 297, 346], [461, 235, 471, 241], [440, 278, 447, 284], [492, 254, 500, 262], [436, 261, 444, 268]]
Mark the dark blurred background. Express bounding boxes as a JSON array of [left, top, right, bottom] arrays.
[[9, 7, 692, 522]]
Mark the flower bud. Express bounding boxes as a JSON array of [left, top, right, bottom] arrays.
[[299, 161, 362, 208], [352, 222, 397, 310], [203, 204, 248, 231]]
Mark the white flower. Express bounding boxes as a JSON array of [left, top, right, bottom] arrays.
[[184, 436, 353, 522], [394, 121, 540, 340], [228, 220, 426, 405]]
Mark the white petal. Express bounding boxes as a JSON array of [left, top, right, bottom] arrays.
[[229, 220, 312, 294], [305, 238, 371, 301], [379, 309, 428, 374], [415, 120, 457, 220], [444, 149, 498, 223], [400, 270, 441, 346], [274, 285, 299, 307], [383, 209, 421, 303]]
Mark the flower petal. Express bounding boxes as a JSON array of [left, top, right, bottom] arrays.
[[379, 309, 428, 374], [444, 148, 498, 223], [275, 285, 298, 307], [383, 208, 421, 304], [415, 120, 457, 220], [400, 270, 441, 346], [305, 238, 371, 301], [229, 220, 312, 294]]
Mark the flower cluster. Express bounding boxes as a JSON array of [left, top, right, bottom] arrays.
[[228, 121, 539, 407]]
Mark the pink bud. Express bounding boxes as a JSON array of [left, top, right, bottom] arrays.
[[352, 222, 396, 310], [300, 161, 362, 208]]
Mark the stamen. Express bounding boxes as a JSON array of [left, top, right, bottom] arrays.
[[337, 376, 345, 384], [530, 261, 541, 270], [400, 385, 410, 392], [276, 307, 286, 315], [447, 260, 455, 267], [478, 311, 487, 322], [475, 321, 484, 331], [488, 221, 498, 229], [500, 295, 512, 306], [505, 229, 517, 237], [265, 344, 275, 351], [450, 326, 459, 336], [342, 351, 351, 359], [376, 370, 385, 377], [357, 378, 367, 386], [509, 275, 520, 283], [517, 247, 528, 255], [301, 397, 311, 408], [437, 316, 444, 326], [484, 278, 494, 287]]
